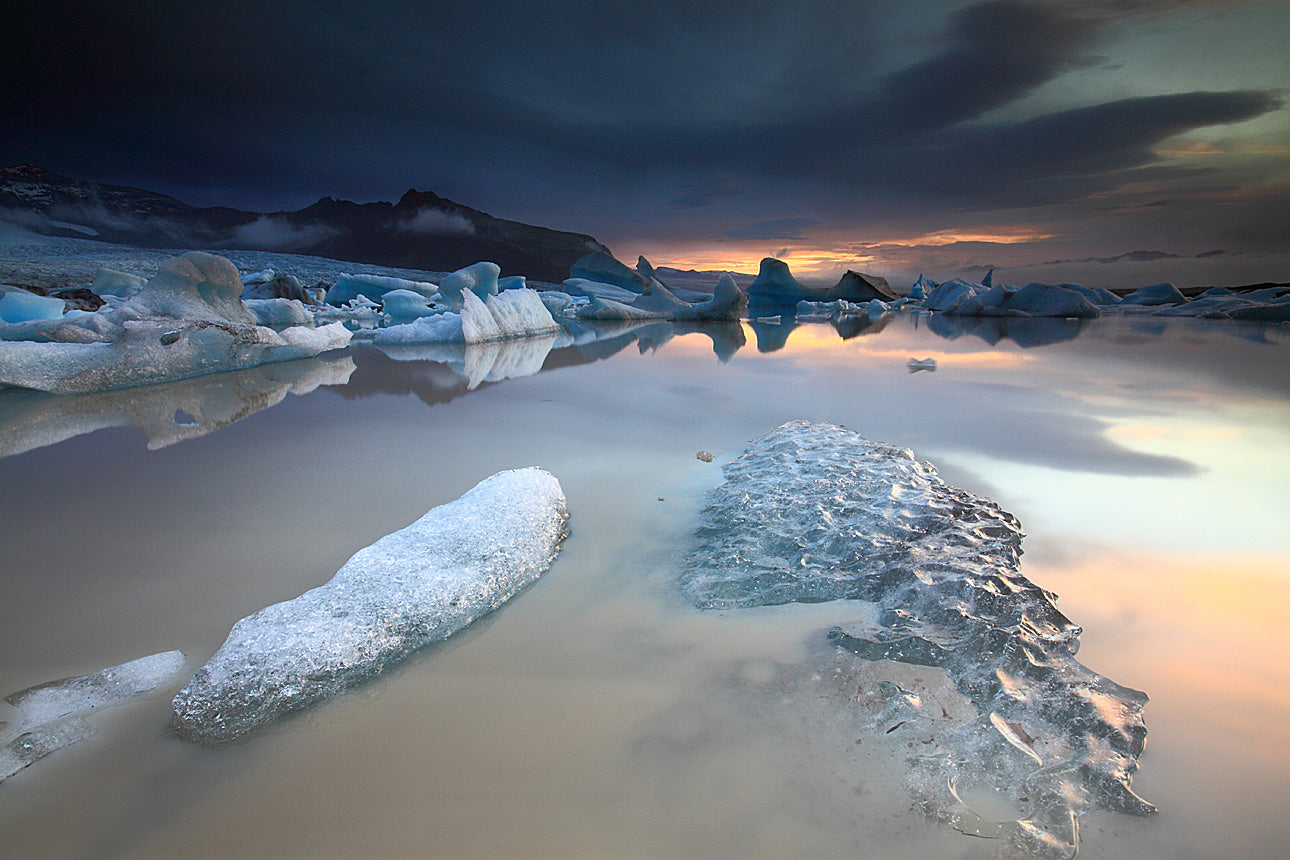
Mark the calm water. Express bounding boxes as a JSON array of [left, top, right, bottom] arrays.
[[1, 313, 1288, 859]]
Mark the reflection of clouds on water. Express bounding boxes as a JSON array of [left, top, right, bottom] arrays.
[[0, 355, 355, 459]]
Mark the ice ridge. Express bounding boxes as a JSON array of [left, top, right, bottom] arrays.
[[171, 467, 568, 745], [683, 421, 1153, 856]]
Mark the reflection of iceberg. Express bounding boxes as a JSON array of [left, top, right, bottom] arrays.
[[377, 334, 557, 390], [684, 422, 1153, 857], [925, 314, 1088, 348], [171, 468, 568, 745], [2, 651, 186, 785], [0, 354, 355, 458]]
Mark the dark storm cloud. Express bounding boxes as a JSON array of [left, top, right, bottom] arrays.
[[1, 0, 1283, 247]]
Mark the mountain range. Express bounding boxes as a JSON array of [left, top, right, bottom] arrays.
[[0, 164, 609, 282]]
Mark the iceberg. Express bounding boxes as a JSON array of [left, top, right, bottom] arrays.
[[684, 422, 1153, 855], [0, 319, 351, 394], [921, 279, 1100, 318], [0, 252, 351, 393], [90, 268, 146, 298], [379, 288, 439, 321], [0, 289, 65, 323], [244, 298, 314, 328], [437, 262, 500, 311], [748, 259, 895, 309], [374, 288, 559, 345], [171, 467, 568, 745], [1, 651, 186, 785], [1120, 282, 1185, 306], [325, 273, 439, 307], [569, 251, 650, 293]]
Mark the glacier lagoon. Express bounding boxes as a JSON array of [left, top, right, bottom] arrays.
[[1, 313, 1288, 859]]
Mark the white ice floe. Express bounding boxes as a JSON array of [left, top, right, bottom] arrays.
[[1, 651, 186, 784], [171, 467, 568, 745]]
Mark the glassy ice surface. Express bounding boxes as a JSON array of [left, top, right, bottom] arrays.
[[1, 313, 1288, 859], [685, 421, 1152, 856], [1, 652, 185, 784]]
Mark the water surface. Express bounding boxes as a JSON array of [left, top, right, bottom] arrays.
[[1, 314, 1287, 858]]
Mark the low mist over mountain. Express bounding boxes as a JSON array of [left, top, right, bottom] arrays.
[[0, 165, 609, 282]]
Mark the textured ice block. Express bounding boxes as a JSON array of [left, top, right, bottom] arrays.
[[685, 421, 1153, 856], [171, 467, 568, 745]]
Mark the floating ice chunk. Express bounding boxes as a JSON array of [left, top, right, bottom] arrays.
[[908, 274, 936, 301], [1003, 283, 1100, 318], [1, 651, 186, 785], [244, 298, 314, 328], [1121, 282, 1185, 306], [631, 274, 746, 321], [483, 287, 560, 335], [539, 291, 581, 318], [91, 268, 146, 298], [325, 273, 438, 307], [684, 421, 1154, 855], [373, 312, 464, 344], [240, 268, 275, 285], [171, 467, 568, 745], [497, 275, 527, 291], [380, 288, 438, 321], [0, 320, 352, 394], [126, 252, 256, 324], [375, 288, 558, 344], [0, 289, 65, 323], [562, 278, 644, 304], [569, 251, 649, 293], [907, 357, 936, 372], [437, 262, 501, 311], [1033, 282, 1121, 305], [748, 259, 893, 308]]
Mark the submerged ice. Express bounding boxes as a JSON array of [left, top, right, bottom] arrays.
[[1, 651, 186, 785], [171, 467, 568, 745], [684, 421, 1153, 856]]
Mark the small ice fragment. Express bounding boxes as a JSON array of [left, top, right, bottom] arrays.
[[907, 357, 936, 372], [696, 451, 714, 463], [0, 650, 186, 786]]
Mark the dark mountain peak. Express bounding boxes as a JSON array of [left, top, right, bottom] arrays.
[[0, 166, 609, 281], [396, 188, 445, 210]]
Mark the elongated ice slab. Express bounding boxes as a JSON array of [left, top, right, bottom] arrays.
[[684, 421, 1153, 856], [1, 651, 186, 785], [171, 467, 568, 745]]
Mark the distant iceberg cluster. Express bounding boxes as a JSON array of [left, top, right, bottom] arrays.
[[3, 241, 1286, 396], [685, 421, 1155, 856]]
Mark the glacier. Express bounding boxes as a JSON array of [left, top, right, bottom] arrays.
[[684, 421, 1154, 856], [171, 467, 569, 745], [1, 651, 186, 785]]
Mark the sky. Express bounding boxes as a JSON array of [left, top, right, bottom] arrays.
[[4, 0, 1288, 287]]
